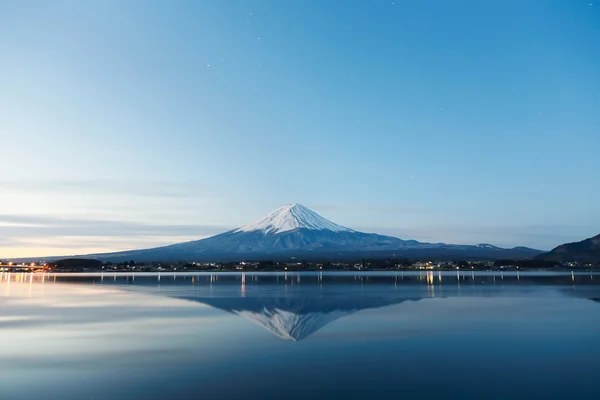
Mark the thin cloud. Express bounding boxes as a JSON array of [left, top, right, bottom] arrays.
[[0, 179, 203, 199], [0, 214, 230, 238], [0, 233, 214, 258]]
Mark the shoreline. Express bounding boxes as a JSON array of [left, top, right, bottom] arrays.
[[9, 268, 600, 275]]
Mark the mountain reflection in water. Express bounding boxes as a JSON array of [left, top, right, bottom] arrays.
[[51, 270, 600, 342], [177, 296, 414, 341], [3, 271, 600, 399]]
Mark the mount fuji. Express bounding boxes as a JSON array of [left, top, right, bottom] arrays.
[[85, 203, 542, 262]]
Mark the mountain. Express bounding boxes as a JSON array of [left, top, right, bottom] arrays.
[[536, 234, 600, 263], [81, 203, 542, 262]]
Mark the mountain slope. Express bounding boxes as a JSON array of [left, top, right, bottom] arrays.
[[536, 234, 600, 263], [82, 203, 542, 262]]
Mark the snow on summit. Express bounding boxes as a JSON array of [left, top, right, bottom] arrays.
[[235, 204, 354, 234]]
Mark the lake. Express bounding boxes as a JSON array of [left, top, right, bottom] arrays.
[[1, 271, 600, 399]]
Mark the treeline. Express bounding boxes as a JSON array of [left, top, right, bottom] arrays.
[[44, 257, 571, 272], [221, 258, 415, 271], [226, 258, 562, 270], [49, 258, 102, 270]]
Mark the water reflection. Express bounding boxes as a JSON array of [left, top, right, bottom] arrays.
[[3, 272, 600, 399], [179, 295, 414, 341], [36, 271, 600, 342]]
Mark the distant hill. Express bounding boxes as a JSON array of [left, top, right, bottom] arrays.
[[536, 234, 600, 263]]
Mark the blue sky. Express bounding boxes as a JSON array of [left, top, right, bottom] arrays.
[[1, 0, 599, 257]]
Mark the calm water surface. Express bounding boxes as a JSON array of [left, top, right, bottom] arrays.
[[1, 271, 600, 400]]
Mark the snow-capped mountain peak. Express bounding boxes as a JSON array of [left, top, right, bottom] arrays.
[[234, 203, 354, 234]]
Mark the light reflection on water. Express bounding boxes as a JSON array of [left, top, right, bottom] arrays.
[[2, 272, 600, 399]]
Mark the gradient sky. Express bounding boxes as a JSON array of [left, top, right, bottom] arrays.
[[1, 0, 599, 257]]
